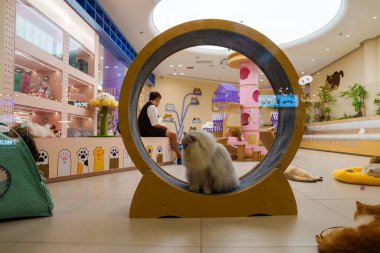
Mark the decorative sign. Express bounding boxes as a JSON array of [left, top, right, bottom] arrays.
[[74, 102, 88, 108], [259, 95, 299, 108], [0, 140, 16, 146]]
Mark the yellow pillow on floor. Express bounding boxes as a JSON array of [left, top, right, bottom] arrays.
[[333, 167, 380, 186]]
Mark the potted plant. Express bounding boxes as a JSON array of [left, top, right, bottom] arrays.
[[340, 83, 367, 117], [317, 84, 336, 121], [374, 92, 380, 115]]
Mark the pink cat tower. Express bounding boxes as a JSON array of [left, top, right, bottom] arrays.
[[227, 51, 263, 156]]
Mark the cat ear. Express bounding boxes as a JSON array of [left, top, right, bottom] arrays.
[[356, 201, 363, 209]]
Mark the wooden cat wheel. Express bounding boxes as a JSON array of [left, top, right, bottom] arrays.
[[119, 19, 305, 218]]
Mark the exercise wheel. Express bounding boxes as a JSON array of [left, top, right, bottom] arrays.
[[119, 19, 305, 218]]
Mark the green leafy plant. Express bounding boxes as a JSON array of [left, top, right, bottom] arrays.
[[374, 92, 380, 115], [317, 84, 336, 121], [340, 83, 367, 117]]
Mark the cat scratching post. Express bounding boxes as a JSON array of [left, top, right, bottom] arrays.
[[119, 19, 305, 218]]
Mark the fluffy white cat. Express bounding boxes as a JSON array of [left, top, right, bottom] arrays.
[[182, 131, 239, 194]]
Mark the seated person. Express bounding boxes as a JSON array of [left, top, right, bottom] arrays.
[[138, 91, 182, 164]]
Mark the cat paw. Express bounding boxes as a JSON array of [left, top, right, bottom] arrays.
[[189, 185, 200, 193], [203, 189, 212, 194], [318, 177, 323, 181]]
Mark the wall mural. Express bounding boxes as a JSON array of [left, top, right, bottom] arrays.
[[156, 145, 163, 164], [58, 149, 71, 177], [109, 146, 119, 169], [93, 147, 104, 172], [76, 148, 89, 174], [36, 150, 49, 178], [123, 149, 132, 168]]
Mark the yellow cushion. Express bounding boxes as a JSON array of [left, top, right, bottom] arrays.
[[333, 167, 380, 186]]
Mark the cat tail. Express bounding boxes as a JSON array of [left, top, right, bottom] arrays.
[[339, 70, 344, 77]]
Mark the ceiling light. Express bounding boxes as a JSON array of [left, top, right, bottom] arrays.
[[373, 16, 378, 20], [301, 72, 305, 75], [312, 58, 316, 61], [169, 64, 174, 67], [105, 66, 109, 69], [100, 57, 104, 59], [317, 72, 320, 75], [326, 48, 330, 51], [173, 73, 177, 75], [180, 72, 184, 75], [260, 72, 264, 75], [114, 66, 118, 69], [178, 64, 182, 67], [260, 79, 263, 82], [153, 0, 342, 46], [346, 34, 350, 38]]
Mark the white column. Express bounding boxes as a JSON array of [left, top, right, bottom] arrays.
[[363, 38, 379, 116], [0, 0, 16, 124]]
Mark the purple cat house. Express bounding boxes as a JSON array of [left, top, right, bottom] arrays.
[[212, 83, 240, 103]]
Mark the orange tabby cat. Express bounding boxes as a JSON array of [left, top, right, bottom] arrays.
[[318, 201, 380, 253]]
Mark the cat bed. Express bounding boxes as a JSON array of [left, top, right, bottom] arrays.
[[0, 130, 54, 220], [333, 167, 380, 186]]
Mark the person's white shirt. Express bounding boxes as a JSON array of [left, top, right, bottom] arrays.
[[147, 104, 160, 126]]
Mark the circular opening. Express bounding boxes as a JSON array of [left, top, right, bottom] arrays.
[[120, 20, 304, 192]]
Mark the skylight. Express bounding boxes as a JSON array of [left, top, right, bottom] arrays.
[[153, 0, 342, 48]]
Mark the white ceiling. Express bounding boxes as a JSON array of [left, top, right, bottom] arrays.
[[98, 0, 380, 84]]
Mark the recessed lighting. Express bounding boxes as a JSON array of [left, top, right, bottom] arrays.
[[317, 72, 320, 75], [260, 72, 264, 75], [105, 66, 109, 69], [180, 72, 184, 75], [173, 72, 177, 75], [100, 57, 104, 59], [312, 58, 315, 61], [117, 74, 121, 76], [178, 64, 182, 67], [373, 16, 378, 20], [301, 72, 305, 75], [346, 34, 350, 38], [169, 64, 174, 67], [114, 66, 118, 69], [326, 48, 330, 51]]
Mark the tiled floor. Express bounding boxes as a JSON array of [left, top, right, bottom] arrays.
[[1, 149, 377, 253]]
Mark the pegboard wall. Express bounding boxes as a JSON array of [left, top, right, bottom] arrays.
[[0, 0, 16, 122]]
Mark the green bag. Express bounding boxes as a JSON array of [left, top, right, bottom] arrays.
[[0, 131, 54, 220]]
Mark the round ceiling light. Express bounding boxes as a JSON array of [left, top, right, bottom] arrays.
[[153, 0, 342, 47]]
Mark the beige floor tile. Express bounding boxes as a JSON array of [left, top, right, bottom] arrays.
[[23, 215, 201, 246], [0, 217, 52, 242], [203, 246, 318, 253], [201, 199, 353, 247], [317, 199, 380, 221], [4, 243, 200, 253], [73, 199, 131, 217], [0, 243, 14, 252]]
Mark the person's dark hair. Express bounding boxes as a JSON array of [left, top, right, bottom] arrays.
[[149, 91, 162, 101]]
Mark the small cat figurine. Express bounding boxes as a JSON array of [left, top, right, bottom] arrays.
[[182, 131, 239, 194], [284, 165, 323, 183], [193, 88, 202, 95], [164, 113, 174, 120], [190, 97, 200, 105], [318, 201, 380, 253]]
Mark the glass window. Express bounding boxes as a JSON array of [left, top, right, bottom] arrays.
[[14, 50, 63, 102], [68, 76, 94, 108], [16, 0, 63, 59], [67, 115, 94, 137], [69, 37, 95, 77]]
